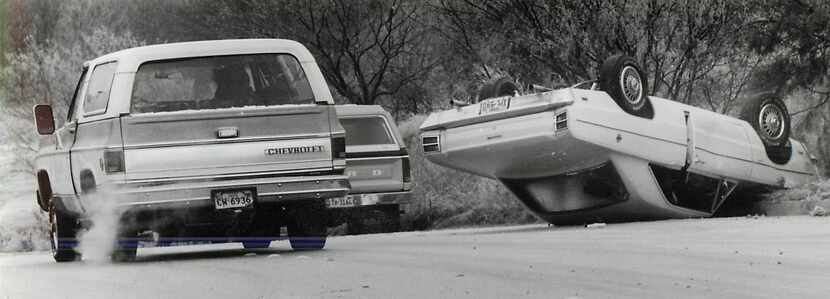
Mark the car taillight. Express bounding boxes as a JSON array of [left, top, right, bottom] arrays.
[[331, 135, 346, 159], [422, 135, 440, 153], [555, 110, 568, 130], [103, 149, 125, 173]]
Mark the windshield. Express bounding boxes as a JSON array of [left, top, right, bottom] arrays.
[[131, 54, 314, 113]]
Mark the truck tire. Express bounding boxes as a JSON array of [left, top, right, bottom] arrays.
[[49, 201, 81, 262], [740, 93, 792, 164], [599, 54, 652, 118], [288, 199, 328, 250]]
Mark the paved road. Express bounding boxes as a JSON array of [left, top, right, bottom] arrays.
[[2, 216, 829, 299]]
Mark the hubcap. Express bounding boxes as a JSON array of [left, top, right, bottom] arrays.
[[620, 66, 643, 107], [759, 103, 785, 140]]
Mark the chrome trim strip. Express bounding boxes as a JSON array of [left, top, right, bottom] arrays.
[[123, 133, 331, 150], [121, 167, 338, 184], [124, 159, 332, 175], [346, 155, 409, 161]]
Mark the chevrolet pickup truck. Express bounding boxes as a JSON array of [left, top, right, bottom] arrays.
[[420, 54, 818, 225], [327, 105, 412, 234], [32, 39, 350, 262]]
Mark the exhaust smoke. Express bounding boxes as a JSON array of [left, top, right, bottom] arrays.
[[76, 188, 124, 263]]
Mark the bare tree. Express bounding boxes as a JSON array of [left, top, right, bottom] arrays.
[[187, 0, 442, 111], [436, 0, 751, 109]]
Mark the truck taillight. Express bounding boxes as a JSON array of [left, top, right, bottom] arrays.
[[103, 149, 125, 173], [332, 135, 346, 159]]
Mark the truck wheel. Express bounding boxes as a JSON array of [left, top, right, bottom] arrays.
[[288, 199, 328, 250], [599, 54, 652, 118], [740, 93, 792, 164], [49, 201, 81, 262]]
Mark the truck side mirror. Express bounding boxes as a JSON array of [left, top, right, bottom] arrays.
[[33, 104, 55, 135]]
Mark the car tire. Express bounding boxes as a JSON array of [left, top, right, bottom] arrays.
[[49, 201, 81, 262], [288, 199, 328, 250], [599, 54, 652, 118], [740, 94, 791, 148], [477, 82, 496, 102], [478, 77, 520, 102], [740, 93, 792, 164]]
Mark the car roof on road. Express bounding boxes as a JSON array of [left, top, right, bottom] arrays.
[[87, 39, 316, 73]]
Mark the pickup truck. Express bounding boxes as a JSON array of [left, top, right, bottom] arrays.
[[327, 105, 412, 234], [420, 54, 818, 225], [32, 39, 350, 262]]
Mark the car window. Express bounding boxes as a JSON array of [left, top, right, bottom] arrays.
[[130, 54, 314, 113], [82, 62, 117, 115], [66, 67, 88, 122], [340, 117, 395, 146]]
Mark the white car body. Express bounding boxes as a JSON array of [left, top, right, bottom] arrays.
[[420, 88, 818, 224]]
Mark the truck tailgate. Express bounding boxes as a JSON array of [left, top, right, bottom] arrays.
[[121, 105, 335, 180]]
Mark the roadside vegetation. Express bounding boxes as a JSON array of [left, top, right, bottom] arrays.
[[2, 0, 830, 250]]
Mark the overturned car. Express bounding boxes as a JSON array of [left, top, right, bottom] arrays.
[[419, 55, 818, 225]]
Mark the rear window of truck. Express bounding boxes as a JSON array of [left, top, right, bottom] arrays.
[[131, 54, 314, 113], [341, 117, 395, 146]]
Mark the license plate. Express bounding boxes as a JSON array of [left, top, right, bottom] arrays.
[[212, 188, 256, 210], [326, 196, 361, 208], [479, 97, 511, 115]]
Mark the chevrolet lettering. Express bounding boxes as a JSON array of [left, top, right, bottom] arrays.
[[265, 145, 324, 156]]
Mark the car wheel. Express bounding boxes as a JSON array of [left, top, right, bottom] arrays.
[[288, 199, 328, 250], [477, 82, 496, 102], [599, 54, 652, 118], [740, 93, 792, 164], [478, 77, 520, 102], [740, 94, 790, 148], [49, 201, 81, 262]]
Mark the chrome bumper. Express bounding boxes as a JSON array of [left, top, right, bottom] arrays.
[[107, 174, 350, 211], [326, 191, 412, 208]]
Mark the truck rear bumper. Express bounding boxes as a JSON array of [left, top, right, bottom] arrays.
[[104, 172, 350, 211]]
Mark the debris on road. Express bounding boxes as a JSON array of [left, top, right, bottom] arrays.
[[809, 205, 827, 217], [585, 223, 606, 229]]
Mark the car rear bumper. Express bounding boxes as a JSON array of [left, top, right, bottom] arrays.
[[104, 172, 350, 211], [325, 191, 412, 209]]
